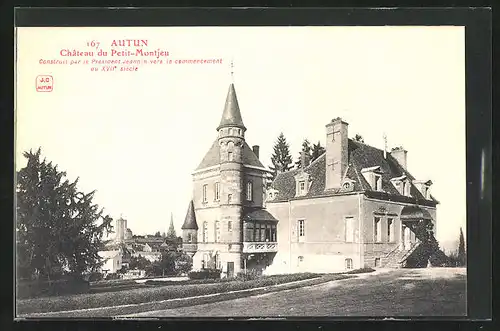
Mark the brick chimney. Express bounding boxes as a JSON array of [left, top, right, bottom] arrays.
[[252, 145, 260, 159], [390, 146, 408, 170], [325, 117, 349, 190]]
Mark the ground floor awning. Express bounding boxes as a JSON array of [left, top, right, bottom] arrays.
[[400, 205, 433, 221], [243, 208, 278, 223]]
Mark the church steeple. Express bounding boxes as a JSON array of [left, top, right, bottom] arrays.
[[167, 212, 176, 238], [217, 83, 246, 131]]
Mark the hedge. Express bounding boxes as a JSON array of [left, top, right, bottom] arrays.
[[17, 272, 322, 314], [188, 269, 221, 280], [17, 278, 90, 299]]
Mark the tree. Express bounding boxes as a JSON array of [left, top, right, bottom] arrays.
[[294, 139, 312, 169], [150, 251, 192, 276], [174, 251, 193, 275], [457, 227, 466, 266], [311, 141, 326, 163], [129, 255, 152, 270], [354, 134, 364, 143], [269, 132, 293, 180], [16, 148, 113, 281], [154, 231, 161, 237], [153, 251, 176, 276]]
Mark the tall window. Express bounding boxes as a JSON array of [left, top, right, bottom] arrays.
[[387, 218, 395, 242], [228, 220, 232, 232], [345, 258, 353, 270], [245, 222, 254, 242], [423, 186, 429, 199], [228, 151, 233, 162], [228, 194, 232, 203], [246, 181, 253, 201], [374, 217, 382, 242], [374, 175, 382, 191], [214, 182, 220, 201], [215, 253, 221, 270], [345, 217, 355, 242], [260, 223, 266, 242], [187, 233, 192, 243], [265, 224, 271, 242], [203, 221, 208, 243], [215, 221, 220, 243], [202, 184, 208, 203], [298, 220, 305, 240], [271, 224, 277, 242], [299, 181, 305, 194]]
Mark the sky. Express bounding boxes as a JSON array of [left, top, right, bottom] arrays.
[[15, 26, 466, 249]]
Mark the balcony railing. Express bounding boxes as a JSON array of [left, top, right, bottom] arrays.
[[243, 241, 278, 253]]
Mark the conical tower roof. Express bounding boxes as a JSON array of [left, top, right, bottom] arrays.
[[217, 83, 246, 131], [181, 200, 198, 230]]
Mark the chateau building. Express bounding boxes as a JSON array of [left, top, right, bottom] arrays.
[[182, 82, 439, 276]]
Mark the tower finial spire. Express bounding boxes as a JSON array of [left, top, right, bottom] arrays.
[[383, 132, 388, 159], [230, 57, 234, 82]]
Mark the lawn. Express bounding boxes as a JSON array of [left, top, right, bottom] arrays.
[[17, 272, 348, 316], [129, 268, 466, 317]]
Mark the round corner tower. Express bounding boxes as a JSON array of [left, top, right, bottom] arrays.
[[217, 83, 246, 274], [181, 200, 198, 258]]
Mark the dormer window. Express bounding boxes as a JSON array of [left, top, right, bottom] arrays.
[[413, 180, 433, 199], [391, 175, 411, 196], [361, 166, 383, 192], [294, 172, 310, 197], [266, 188, 279, 201], [341, 178, 355, 192]]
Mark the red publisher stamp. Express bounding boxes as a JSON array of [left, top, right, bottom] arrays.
[[36, 75, 53, 92]]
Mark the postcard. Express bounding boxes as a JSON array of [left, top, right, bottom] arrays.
[[15, 25, 467, 318]]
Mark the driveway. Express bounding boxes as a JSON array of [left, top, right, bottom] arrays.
[[128, 268, 466, 317]]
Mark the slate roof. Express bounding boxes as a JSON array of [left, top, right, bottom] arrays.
[[195, 140, 265, 171], [181, 200, 198, 230], [270, 139, 438, 206], [217, 83, 246, 131], [243, 207, 279, 223]]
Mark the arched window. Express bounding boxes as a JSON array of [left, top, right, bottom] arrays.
[[345, 258, 353, 270]]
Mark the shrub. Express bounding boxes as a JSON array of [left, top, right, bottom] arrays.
[[104, 273, 121, 280], [236, 268, 261, 281], [188, 269, 221, 280], [17, 276, 90, 299], [84, 272, 104, 282], [345, 267, 375, 274]]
